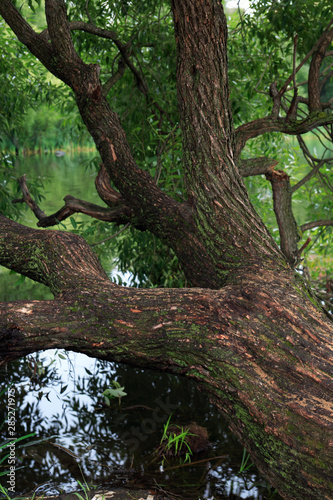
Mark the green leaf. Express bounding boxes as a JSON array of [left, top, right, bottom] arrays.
[[70, 217, 77, 229]]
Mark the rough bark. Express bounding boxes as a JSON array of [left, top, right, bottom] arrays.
[[265, 170, 300, 265], [0, 215, 333, 500], [171, 0, 287, 282]]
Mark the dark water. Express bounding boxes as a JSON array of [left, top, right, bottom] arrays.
[[0, 352, 281, 499], [0, 153, 282, 499]]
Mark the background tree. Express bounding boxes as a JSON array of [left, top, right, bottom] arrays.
[[0, 0, 333, 498]]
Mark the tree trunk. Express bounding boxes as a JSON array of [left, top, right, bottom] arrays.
[[1, 215, 333, 499]]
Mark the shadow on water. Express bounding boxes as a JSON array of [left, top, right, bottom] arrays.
[[0, 352, 282, 499]]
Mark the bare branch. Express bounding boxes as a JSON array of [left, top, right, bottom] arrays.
[[308, 24, 333, 112], [291, 159, 326, 193], [103, 58, 126, 96], [296, 237, 311, 259], [12, 175, 48, 220], [300, 220, 333, 232], [13, 175, 132, 228], [279, 18, 333, 96], [85, 0, 94, 25], [269, 82, 281, 117], [235, 112, 333, 157]]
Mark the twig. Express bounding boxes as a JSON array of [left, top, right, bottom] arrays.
[[297, 237, 311, 259], [291, 159, 326, 193], [85, 0, 93, 25], [91, 222, 131, 246], [255, 54, 273, 92], [13, 175, 48, 220], [163, 454, 228, 471]]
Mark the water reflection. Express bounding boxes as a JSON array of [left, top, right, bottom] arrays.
[[0, 351, 282, 499]]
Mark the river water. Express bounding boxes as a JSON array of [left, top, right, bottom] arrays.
[[0, 153, 282, 499]]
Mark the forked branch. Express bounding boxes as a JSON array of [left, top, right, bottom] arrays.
[[13, 174, 132, 228], [235, 112, 333, 158], [235, 19, 333, 157]]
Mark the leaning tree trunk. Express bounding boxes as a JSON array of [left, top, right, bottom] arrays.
[[1, 215, 333, 500], [0, 0, 333, 499]]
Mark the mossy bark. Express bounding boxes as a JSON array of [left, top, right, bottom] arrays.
[[0, 217, 332, 499]]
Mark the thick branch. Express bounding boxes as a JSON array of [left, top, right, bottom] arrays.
[[265, 170, 299, 265], [235, 112, 333, 157], [0, 0, 86, 86], [45, 0, 81, 65], [0, 255, 332, 499], [238, 157, 279, 177], [0, 0, 54, 67], [58, 22, 175, 122], [94, 164, 124, 206], [0, 0, 217, 286], [40, 195, 132, 227], [171, 0, 286, 279], [308, 25, 333, 112], [0, 215, 109, 296]]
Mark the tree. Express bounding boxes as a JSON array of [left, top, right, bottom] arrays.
[[0, 0, 333, 498]]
